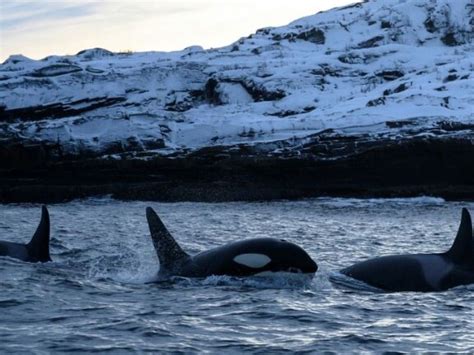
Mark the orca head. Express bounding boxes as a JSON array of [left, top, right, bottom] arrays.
[[280, 240, 318, 274], [239, 239, 318, 274]]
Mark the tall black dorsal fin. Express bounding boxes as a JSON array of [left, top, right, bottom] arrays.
[[26, 206, 51, 262], [446, 208, 473, 263], [146, 207, 189, 271]]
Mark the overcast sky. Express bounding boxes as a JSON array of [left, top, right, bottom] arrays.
[[0, 0, 356, 61]]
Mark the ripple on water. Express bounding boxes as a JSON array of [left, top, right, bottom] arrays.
[[1, 198, 474, 352]]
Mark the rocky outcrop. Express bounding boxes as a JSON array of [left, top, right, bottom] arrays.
[[1, 119, 473, 203], [1, 97, 127, 122]]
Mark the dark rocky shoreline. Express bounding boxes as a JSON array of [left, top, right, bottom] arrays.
[[1, 137, 473, 204]]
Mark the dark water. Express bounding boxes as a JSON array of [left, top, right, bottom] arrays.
[[1, 197, 473, 353]]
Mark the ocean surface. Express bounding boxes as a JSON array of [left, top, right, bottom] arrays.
[[1, 197, 474, 353]]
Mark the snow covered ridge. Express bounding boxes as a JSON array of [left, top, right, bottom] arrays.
[[0, 0, 473, 159]]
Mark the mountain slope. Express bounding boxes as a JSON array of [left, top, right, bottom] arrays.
[[1, 0, 473, 202]]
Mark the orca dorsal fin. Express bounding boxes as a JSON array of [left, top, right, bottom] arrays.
[[26, 206, 51, 262], [146, 207, 189, 271], [446, 208, 473, 264]]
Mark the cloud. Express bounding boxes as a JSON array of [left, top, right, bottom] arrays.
[[1, 1, 202, 37], [0, 0, 358, 61], [0, 1, 101, 32]]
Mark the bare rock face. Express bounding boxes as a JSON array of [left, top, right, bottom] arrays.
[[1, 0, 473, 202]]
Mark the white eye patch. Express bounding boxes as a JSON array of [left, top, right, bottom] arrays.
[[233, 253, 271, 268]]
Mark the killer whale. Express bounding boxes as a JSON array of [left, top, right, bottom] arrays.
[[145, 207, 318, 279], [338, 208, 474, 292], [0, 206, 51, 263]]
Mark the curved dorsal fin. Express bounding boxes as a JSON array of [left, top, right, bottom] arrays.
[[146, 207, 189, 271], [26, 206, 51, 262], [446, 208, 473, 264]]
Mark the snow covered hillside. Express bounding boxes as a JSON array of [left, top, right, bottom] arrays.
[[1, 0, 473, 161]]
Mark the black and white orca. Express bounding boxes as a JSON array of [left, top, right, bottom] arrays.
[[0, 206, 51, 263], [145, 207, 318, 279], [338, 208, 474, 292]]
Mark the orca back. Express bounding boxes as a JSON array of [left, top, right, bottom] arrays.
[[0, 206, 50, 263], [341, 254, 437, 292], [145, 208, 317, 279], [340, 208, 474, 292], [0, 241, 30, 261]]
